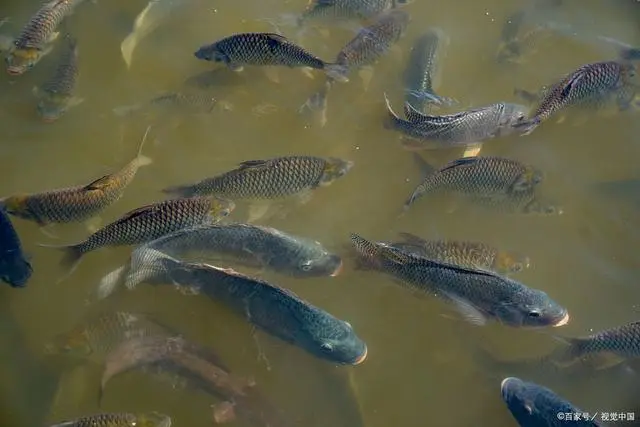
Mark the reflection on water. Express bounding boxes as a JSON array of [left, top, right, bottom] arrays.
[[1, 0, 640, 426]]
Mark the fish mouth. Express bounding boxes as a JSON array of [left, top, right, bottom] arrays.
[[6, 67, 23, 76], [352, 345, 368, 365], [500, 377, 517, 392], [330, 260, 343, 277], [552, 311, 570, 327], [41, 115, 59, 123]]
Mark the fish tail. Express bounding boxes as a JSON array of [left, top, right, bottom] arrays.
[[324, 64, 349, 83], [134, 126, 153, 167], [383, 92, 403, 130], [551, 335, 585, 361], [113, 103, 142, 117], [161, 184, 195, 198], [512, 116, 540, 136], [38, 243, 85, 279], [120, 32, 138, 69], [96, 265, 126, 300]]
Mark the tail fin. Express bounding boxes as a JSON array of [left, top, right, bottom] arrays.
[[125, 246, 172, 289], [324, 64, 349, 83], [512, 117, 541, 136], [38, 243, 84, 282], [134, 126, 153, 167], [383, 92, 404, 130], [96, 265, 126, 299], [161, 184, 195, 198], [120, 33, 138, 69]]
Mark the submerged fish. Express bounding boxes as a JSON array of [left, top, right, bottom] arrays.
[[384, 94, 527, 153], [43, 196, 234, 275], [388, 232, 530, 274], [500, 377, 601, 427], [162, 156, 353, 200], [113, 92, 230, 117], [515, 60, 638, 135], [194, 32, 347, 81], [1, 129, 152, 226], [6, 0, 83, 75], [143, 250, 368, 365], [298, 0, 401, 24], [350, 234, 569, 328], [0, 207, 32, 288], [34, 34, 82, 122], [48, 412, 172, 427]]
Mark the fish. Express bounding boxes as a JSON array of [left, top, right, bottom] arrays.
[[388, 232, 530, 274], [33, 34, 82, 122], [44, 311, 171, 361], [42, 196, 234, 276], [514, 60, 638, 135], [300, 9, 410, 125], [298, 0, 401, 25], [350, 234, 569, 328], [384, 94, 528, 154], [500, 377, 602, 427], [121, 0, 194, 69], [5, 0, 84, 75], [48, 412, 172, 427], [403, 28, 456, 113], [113, 92, 230, 117], [0, 207, 32, 288], [143, 250, 368, 365], [194, 32, 347, 82], [1, 128, 152, 226], [162, 156, 353, 201], [404, 156, 544, 212], [98, 223, 343, 298]]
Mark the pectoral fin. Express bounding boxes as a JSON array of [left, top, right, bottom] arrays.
[[444, 292, 488, 326], [462, 143, 483, 158]]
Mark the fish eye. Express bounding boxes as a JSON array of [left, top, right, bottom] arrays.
[[527, 310, 541, 318], [320, 343, 333, 352], [300, 261, 313, 272]]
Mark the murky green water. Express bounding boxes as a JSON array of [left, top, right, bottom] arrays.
[[1, 0, 640, 426]]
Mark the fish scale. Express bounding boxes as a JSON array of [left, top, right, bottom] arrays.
[[13, 0, 75, 49], [299, 0, 396, 23], [42, 36, 77, 96], [50, 412, 171, 427], [563, 321, 640, 360]]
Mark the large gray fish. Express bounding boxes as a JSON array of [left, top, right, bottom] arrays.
[[48, 412, 172, 427], [298, 0, 402, 24], [500, 377, 602, 427], [515, 60, 638, 135], [0, 207, 32, 288], [194, 32, 347, 82], [142, 250, 368, 365], [162, 156, 353, 200], [403, 28, 455, 113], [42, 196, 235, 275], [5, 0, 84, 75], [350, 234, 569, 328], [113, 92, 229, 117], [384, 93, 528, 153]]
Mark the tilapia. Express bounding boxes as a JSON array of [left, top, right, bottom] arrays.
[[194, 32, 347, 81], [350, 234, 569, 328], [0, 207, 32, 288], [48, 412, 171, 427], [1, 128, 152, 226], [403, 28, 455, 113], [500, 377, 602, 427], [34, 34, 82, 122], [6, 0, 84, 75], [121, 0, 194, 69], [113, 92, 230, 117], [298, 0, 401, 24], [142, 250, 368, 365], [98, 223, 343, 298], [384, 93, 527, 155], [515, 60, 638, 135], [42, 196, 234, 275], [387, 232, 530, 274]]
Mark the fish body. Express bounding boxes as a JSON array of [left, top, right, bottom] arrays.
[[162, 156, 353, 200], [516, 60, 637, 135], [6, 0, 82, 75], [403, 28, 453, 112], [153, 252, 368, 365], [48, 196, 234, 272], [0, 207, 32, 287], [48, 412, 171, 427], [298, 0, 398, 24], [35, 34, 82, 122], [500, 377, 601, 427], [350, 234, 569, 328], [389, 232, 530, 274], [113, 92, 225, 117], [1, 136, 152, 225], [384, 95, 528, 149], [404, 156, 544, 210]]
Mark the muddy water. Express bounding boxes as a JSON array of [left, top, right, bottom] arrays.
[[1, 0, 640, 426]]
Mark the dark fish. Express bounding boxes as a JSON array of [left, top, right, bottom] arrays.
[[500, 377, 602, 427], [146, 250, 368, 365], [404, 156, 544, 211], [350, 234, 569, 328], [403, 28, 455, 113], [1, 130, 151, 226], [388, 232, 530, 274], [113, 92, 230, 117], [515, 60, 638, 135], [98, 223, 344, 298], [298, 0, 400, 24], [0, 207, 32, 287], [5, 0, 84, 75], [42, 196, 235, 275], [194, 32, 347, 82], [162, 156, 353, 200], [384, 94, 527, 151], [34, 34, 82, 122], [48, 412, 171, 427]]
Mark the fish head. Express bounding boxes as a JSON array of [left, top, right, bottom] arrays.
[[511, 166, 544, 192], [493, 287, 569, 328], [521, 197, 564, 216], [37, 93, 71, 123], [306, 316, 368, 365], [136, 411, 172, 427], [293, 253, 343, 277], [319, 158, 354, 186], [492, 251, 530, 274], [194, 43, 228, 63], [497, 103, 529, 134], [45, 328, 92, 357], [500, 377, 570, 426], [5, 46, 41, 75], [208, 198, 236, 220], [1, 195, 33, 220]]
